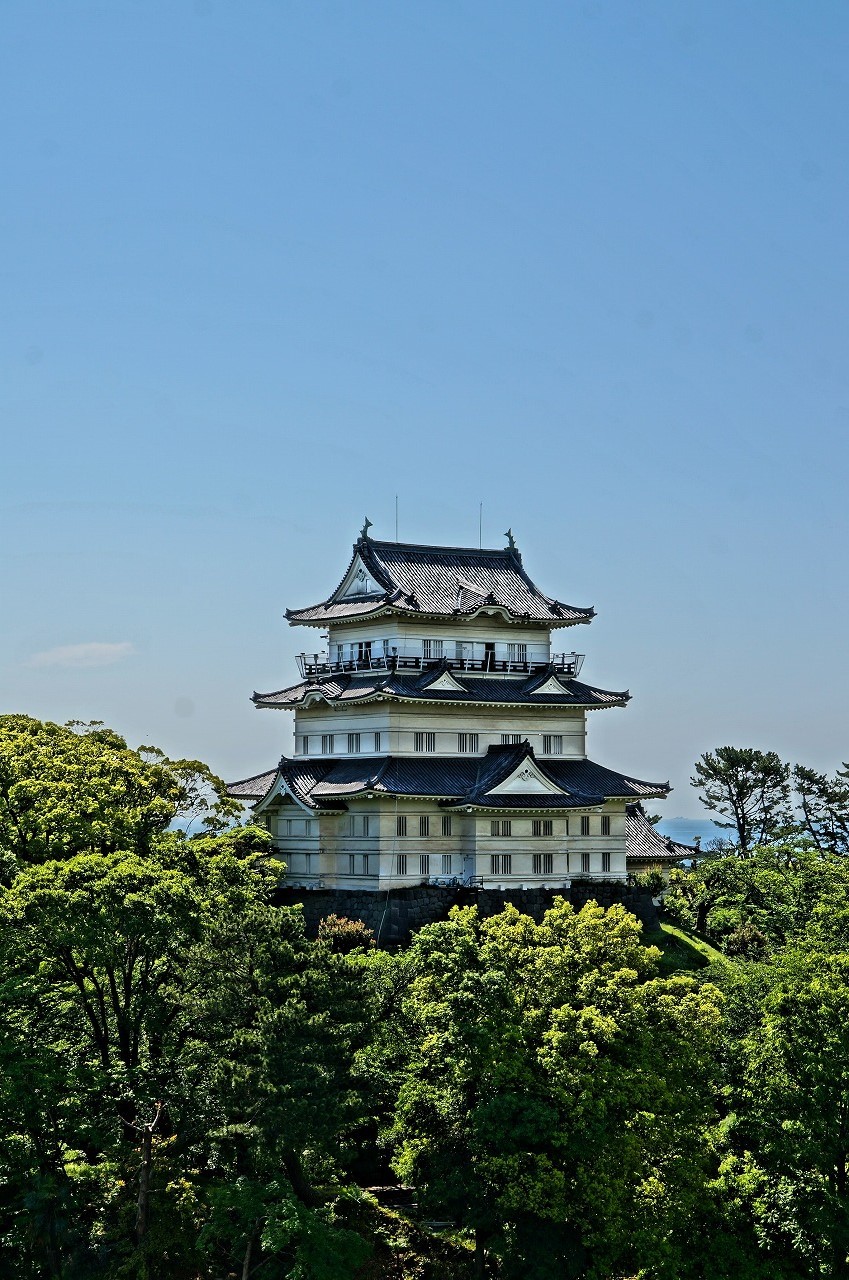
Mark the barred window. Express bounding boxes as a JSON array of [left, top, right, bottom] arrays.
[[419, 815, 430, 838], [490, 854, 512, 875], [602, 851, 611, 873], [601, 815, 611, 836], [396, 853, 408, 876], [532, 819, 553, 837], [348, 732, 361, 754], [441, 853, 452, 874], [362, 853, 370, 876], [422, 639, 444, 660], [542, 734, 563, 755], [580, 815, 590, 836], [507, 643, 527, 663], [348, 853, 356, 875], [442, 815, 452, 837], [322, 734, 334, 754], [458, 732, 479, 753], [420, 853, 430, 876], [501, 733, 523, 745], [396, 815, 407, 837], [490, 820, 512, 837], [533, 852, 554, 875], [414, 731, 436, 752], [581, 851, 590, 873], [373, 731, 381, 752]]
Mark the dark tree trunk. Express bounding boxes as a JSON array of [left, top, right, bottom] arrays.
[[135, 1103, 162, 1243]]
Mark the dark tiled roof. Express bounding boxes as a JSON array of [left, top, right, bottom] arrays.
[[543, 759, 669, 801], [253, 670, 627, 710], [286, 537, 594, 628], [625, 803, 699, 863], [227, 769, 278, 799], [228, 744, 669, 808]]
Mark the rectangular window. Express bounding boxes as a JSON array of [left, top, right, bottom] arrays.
[[602, 851, 611, 873], [396, 815, 407, 837], [422, 639, 444, 660], [420, 853, 430, 876], [490, 853, 512, 875], [348, 815, 370, 838], [490, 819, 512, 837], [441, 815, 452, 837], [414, 732, 436, 753], [419, 815, 430, 838], [601, 815, 611, 836], [281, 817, 314, 838], [501, 733, 523, 745], [441, 853, 452, 874], [348, 853, 356, 875], [458, 732, 479, 753], [532, 819, 554, 837], [507, 642, 528, 663], [533, 852, 554, 875], [454, 641, 465, 661], [322, 734, 334, 754], [565, 817, 570, 836], [542, 734, 563, 755], [348, 732, 361, 754], [374, 731, 381, 753], [580, 815, 590, 836], [396, 853, 408, 876], [581, 851, 591, 874]]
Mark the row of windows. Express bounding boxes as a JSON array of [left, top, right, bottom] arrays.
[[296, 732, 570, 756], [278, 813, 613, 839], [489, 851, 611, 875], [488, 815, 612, 837], [391, 853, 455, 877], [333, 639, 540, 663], [287, 851, 610, 878], [395, 815, 453, 838]]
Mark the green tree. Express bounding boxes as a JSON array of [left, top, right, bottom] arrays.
[[691, 747, 792, 855], [0, 837, 374, 1279], [0, 714, 239, 866], [729, 949, 849, 1278], [793, 763, 849, 855], [388, 899, 723, 1279]]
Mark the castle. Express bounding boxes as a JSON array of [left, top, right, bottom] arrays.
[[228, 524, 683, 893]]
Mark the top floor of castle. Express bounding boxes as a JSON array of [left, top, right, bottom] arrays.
[[286, 524, 596, 681]]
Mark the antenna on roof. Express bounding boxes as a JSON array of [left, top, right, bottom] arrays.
[[395, 494, 399, 542], [479, 502, 482, 548]]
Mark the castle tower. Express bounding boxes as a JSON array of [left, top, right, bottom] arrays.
[[228, 525, 669, 889]]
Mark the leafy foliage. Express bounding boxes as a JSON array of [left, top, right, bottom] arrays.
[[691, 747, 792, 854]]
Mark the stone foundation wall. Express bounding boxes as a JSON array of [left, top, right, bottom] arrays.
[[274, 881, 658, 944]]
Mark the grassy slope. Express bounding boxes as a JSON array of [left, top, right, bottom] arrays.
[[644, 921, 728, 975]]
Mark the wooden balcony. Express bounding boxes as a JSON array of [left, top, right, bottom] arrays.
[[296, 651, 585, 680]]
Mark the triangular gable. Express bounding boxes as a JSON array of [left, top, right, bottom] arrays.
[[253, 772, 317, 816], [487, 757, 567, 795], [528, 673, 572, 696], [421, 669, 467, 693], [335, 553, 383, 600]]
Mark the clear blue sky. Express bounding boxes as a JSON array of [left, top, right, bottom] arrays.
[[2, 1, 847, 818]]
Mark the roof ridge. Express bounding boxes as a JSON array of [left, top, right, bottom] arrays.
[[368, 539, 517, 556]]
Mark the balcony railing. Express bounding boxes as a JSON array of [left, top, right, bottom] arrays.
[[296, 651, 585, 680]]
